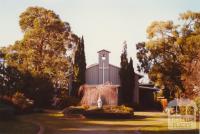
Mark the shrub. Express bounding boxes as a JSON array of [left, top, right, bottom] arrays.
[[96, 105, 134, 114], [53, 96, 80, 109], [85, 105, 134, 119], [62, 106, 87, 115], [11, 92, 34, 113], [15, 73, 55, 108], [0, 95, 12, 103], [62, 105, 134, 119]]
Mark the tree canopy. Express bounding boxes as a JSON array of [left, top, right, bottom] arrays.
[[1, 6, 80, 107], [137, 11, 200, 99]]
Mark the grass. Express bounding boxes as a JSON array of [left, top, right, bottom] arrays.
[[0, 101, 38, 134], [18, 112, 200, 134], [0, 102, 39, 134], [0, 111, 199, 134], [0, 118, 38, 134]]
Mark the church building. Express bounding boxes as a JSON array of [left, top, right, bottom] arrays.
[[85, 49, 141, 104]]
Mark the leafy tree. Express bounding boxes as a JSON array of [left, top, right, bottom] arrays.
[[0, 49, 23, 96], [3, 6, 79, 107], [183, 52, 200, 98], [71, 36, 86, 97], [21, 72, 54, 107], [17, 7, 71, 86], [137, 11, 200, 99]]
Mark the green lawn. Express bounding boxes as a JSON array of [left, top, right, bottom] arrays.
[[0, 118, 38, 134], [0, 111, 199, 134], [0, 101, 38, 134]]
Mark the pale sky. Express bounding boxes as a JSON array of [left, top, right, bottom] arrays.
[[0, 0, 200, 72]]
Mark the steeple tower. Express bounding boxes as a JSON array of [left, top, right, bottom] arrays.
[[97, 49, 110, 84]]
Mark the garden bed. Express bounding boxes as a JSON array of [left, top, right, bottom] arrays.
[[62, 105, 134, 119], [84, 105, 134, 119]]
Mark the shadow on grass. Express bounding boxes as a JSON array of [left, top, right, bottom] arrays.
[[56, 130, 199, 134], [0, 117, 39, 134], [19, 113, 199, 134], [140, 130, 199, 134], [81, 114, 166, 121]]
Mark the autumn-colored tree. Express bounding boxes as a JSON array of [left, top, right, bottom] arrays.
[[183, 52, 200, 98], [3, 6, 79, 107], [137, 11, 200, 99], [0, 49, 24, 96]]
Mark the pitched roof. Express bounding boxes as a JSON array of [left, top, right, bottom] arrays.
[[97, 49, 111, 53], [86, 63, 143, 78], [87, 63, 98, 69]]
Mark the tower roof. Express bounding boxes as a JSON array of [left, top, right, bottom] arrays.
[[97, 49, 110, 53]]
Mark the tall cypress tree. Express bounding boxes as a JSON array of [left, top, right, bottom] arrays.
[[127, 58, 135, 105], [119, 42, 129, 105], [119, 42, 135, 106], [79, 36, 86, 84], [72, 36, 86, 97]]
